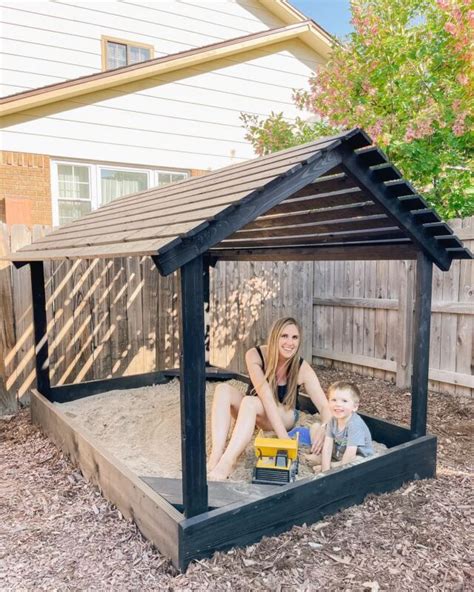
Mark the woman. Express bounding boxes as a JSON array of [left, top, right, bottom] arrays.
[[208, 317, 331, 481]]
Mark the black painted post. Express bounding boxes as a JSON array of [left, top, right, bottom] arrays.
[[179, 254, 208, 517], [410, 251, 433, 438], [203, 258, 210, 365], [29, 261, 51, 398]]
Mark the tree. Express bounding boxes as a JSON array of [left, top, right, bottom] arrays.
[[241, 0, 473, 218]]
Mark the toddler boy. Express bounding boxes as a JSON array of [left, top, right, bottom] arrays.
[[321, 381, 373, 471], [306, 380, 374, 472]]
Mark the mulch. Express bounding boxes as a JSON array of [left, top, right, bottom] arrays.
[[1, 367, 472, 591]]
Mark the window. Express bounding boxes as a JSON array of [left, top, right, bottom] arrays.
[[101, 36, 153, 70], [57, 164, 92, 226], [100, 169, 148, 205], [52, 161, 189, 226]]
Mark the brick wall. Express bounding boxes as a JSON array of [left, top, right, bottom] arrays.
[[191, 168, 209, 177], [0, 154, 208, 227], [0, 152, 52, 226]]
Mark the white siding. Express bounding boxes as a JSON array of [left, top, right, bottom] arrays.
[[1, 38, 322, 170], [1, 1, 325, 172], [0, 0, 285, 94]]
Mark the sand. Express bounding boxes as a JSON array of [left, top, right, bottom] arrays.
[[58, 379, 386, 482]]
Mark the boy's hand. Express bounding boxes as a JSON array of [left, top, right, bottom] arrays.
[[311, 424, 326, 454]]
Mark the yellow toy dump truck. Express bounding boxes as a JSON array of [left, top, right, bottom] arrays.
[[252, 430, 299, 485]]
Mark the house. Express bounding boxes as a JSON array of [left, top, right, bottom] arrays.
[[0, 0, 333, 227]]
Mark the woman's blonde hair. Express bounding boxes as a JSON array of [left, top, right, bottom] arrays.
[[263, 317, 302, 409]]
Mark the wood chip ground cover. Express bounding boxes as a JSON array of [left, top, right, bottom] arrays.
[[1, 368, 472, 591]]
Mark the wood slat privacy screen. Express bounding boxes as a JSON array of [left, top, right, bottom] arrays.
[[1, 218, 472, 414]]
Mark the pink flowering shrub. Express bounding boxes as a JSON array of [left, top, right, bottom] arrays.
[[242, 0, 473, 218]]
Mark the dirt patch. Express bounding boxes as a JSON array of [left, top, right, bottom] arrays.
[[1, 367, 472, 591]]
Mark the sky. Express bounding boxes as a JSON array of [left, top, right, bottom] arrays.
[[290, 0, 353, 38]]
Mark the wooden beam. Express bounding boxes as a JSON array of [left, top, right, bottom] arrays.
[[29, 261, 51, 398], [433, 236, 464, 249], [384, 179, 416, 197], [203, 257, 211, 363], [313, 296, 398, 310], [422, 222, 453, 237], [354, 146, 387, 167], [396, 260, 416, 389], [234, 214, 393, 239], [179, 254, 208, 517], [287, 173, 354, 199], [431, 302, 474, 315], [178, 435, 436, 570], [312, 349, 397, 373], [156, 148, 343, 275], [428, 368, 474, 389], [50, 371, 171, 403], [344, 128, 373, 150], [411, 209, 442, 224], [338, 144, 452, 271], [446, 247, 473, 260], [210, 243, 417, 261], [162, 367, 240, 380], [397, 195, 429, 211], [30, 390, 182, 566], [265, 190, 371, 215], [370, 163, 402, 183], [220, 227, 405, 248], [411, 252, 433, 438], [244, 201, 383, 230]]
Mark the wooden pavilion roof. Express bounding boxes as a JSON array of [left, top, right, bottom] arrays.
[[9, 128, 472, 274]]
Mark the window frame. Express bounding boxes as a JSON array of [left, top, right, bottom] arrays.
[[101, 35, 154, 71], [51, 160, 189, 226]]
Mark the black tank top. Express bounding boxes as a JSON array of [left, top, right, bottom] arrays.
[[249, 345, 303, 408]]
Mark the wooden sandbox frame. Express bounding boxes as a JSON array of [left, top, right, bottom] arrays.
[[11, 129, 471, 570], [31, 385, 436, 570]]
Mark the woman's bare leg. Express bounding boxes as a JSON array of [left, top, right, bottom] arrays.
[[207, 383, 244, 472], [208, 396, 265, 481]]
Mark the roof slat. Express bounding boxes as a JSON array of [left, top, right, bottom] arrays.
[[267, 190, 373, 215], [220, 227, 405, 247], [422, 222, 453, 237], [233, 215, 393, 239], [23, 221, 209, 253], [371, 164, 402, 183], [244, 201, 383, 229], [355, 146, 387, 167], [397, 195, 429, 210], [446, 247, 473, 259], [411, 209, 442, 224], [385, 180, 416, 198]]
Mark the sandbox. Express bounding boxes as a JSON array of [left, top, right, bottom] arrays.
[[31, 374, 436, 570], [58, 379, 387, 483]]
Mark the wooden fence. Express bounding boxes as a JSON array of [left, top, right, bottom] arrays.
[[1, 218, 472, 413], [213, 217, 473, 397], [0, 222, 183, 413]]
